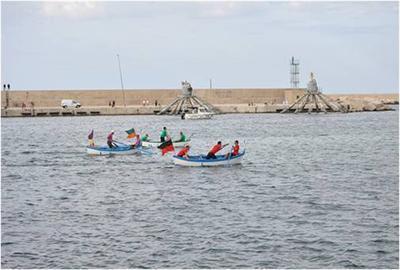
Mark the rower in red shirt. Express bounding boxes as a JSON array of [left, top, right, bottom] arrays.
[[226, 140, 240, 158], [177, 144, 190, 159], [206, 141, 228, 159]]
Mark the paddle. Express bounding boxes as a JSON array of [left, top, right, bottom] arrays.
[[113, 140, 129, 147], [221, 143, 229, 150], [135, 146, 154, 156], [113, 140, 153, 155], [173, 133, 193, 143], [227, 150, 232, 159]]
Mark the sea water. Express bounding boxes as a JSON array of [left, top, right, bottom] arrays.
[[1, 110, 398, 268]]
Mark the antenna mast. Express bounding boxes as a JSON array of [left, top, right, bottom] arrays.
[[117, 54, 126, 107], [290, 56, 300, 88]]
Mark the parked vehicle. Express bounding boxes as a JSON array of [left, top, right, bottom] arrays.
[[61, 99, 81, 109]]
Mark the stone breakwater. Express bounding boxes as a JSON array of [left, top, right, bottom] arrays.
[[1, 88, 305, 108], [1, 89, 397, 117]]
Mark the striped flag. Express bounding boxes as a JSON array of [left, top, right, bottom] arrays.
[[125, 128, 136, 139]]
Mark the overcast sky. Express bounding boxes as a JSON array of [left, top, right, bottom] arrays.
[[1, 1, 398, 93]]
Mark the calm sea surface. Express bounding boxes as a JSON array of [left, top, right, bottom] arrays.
[[1, 110, 399, 268]]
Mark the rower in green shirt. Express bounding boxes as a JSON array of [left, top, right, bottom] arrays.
[[141, 133, 149, 142], [178, 131, 186, 142], [160, 127, 168, 142]]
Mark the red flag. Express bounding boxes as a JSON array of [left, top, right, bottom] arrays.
[[158, 140, 175, 156]]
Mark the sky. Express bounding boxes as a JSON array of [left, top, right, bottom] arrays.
[[1, 1, 399, 93]]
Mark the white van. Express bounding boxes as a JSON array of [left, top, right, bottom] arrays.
[[61, 99, 81, 109]]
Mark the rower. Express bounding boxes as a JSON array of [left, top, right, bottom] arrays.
[[160, 127, 168, 142], [177, 144, 190, 159], [178, 131, 186, 142], [141, 133, 149, 142], [107, 130, 117, 148], [226, 140, 240, 158], [130, 134, 141, 149], [88, 129, 95, 146], [206, 141, 228, 159]]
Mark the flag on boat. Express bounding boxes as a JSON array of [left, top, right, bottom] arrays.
[[88, 129, 94, 139], [125, 128, 136, 139], [158, 140, 175, 156]]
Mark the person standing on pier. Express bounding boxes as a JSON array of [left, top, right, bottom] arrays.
[[160, 127, 168, 142], [7, 84, 10, 90]]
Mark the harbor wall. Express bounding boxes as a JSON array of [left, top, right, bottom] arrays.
[[1, 89, 397, 117], [1, 104, 290, 117], [1, 88, 306, 108]]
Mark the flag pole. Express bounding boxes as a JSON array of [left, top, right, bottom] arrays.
[[117, 54, 126, 108]]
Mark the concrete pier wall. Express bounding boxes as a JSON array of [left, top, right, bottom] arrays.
[[1, 88, 397, 117], [1, 88, 305, 108], [1, 104, 289, 117]]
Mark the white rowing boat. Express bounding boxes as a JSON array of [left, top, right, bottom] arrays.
[[86, 145, 152, 155], [172, 151, 245, 167], [142, 139, 190, 148], [87, 145, 134, 155]]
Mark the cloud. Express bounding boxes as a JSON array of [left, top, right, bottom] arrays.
[[193, 1, 269, 19], [41, 1, 104, 18], [197, 2, 239, 18]]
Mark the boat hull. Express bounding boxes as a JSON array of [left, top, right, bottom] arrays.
[[86, 145, 135, 155], [142, 140, 190, 148], [172, 151, 245, 167], [184, 113, 213, 120]]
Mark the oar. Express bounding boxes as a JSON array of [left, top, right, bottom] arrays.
[[136, 147, 154, 155], [73, 136, 88, 147], [221, 143, 229, 150], [113, 140, 129, 147]]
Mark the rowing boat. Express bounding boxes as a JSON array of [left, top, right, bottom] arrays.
[[86, 145, 134, 155], [142, 139, 190, 148], [86, 144, 153, 155], [172, 151, 245, 167]]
